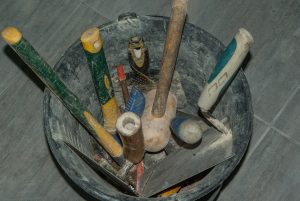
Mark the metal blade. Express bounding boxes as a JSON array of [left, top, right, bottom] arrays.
[[141, 127, 234, 197], [62, 128, 135, 194]]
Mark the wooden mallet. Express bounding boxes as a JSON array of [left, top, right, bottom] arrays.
[[142, 0, 188, 152], [116, 112, 144, 164]]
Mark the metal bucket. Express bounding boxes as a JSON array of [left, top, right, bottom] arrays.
[[44, 13, 253, 200]]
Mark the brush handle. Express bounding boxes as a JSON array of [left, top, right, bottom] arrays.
[[151, 0, 188, 117], [198, 28, 254, 112], [2, 27, 124, 165], [81, 27, 120, 134]]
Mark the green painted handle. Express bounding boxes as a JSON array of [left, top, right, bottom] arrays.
[[198, 28, 254, 111], [81, 27, 120, 134], [1, 27, 124, 165]]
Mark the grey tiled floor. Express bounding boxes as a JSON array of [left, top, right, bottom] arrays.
[[0, 0, 299, 200]]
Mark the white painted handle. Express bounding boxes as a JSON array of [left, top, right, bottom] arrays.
[[198, 28, 254, 112]]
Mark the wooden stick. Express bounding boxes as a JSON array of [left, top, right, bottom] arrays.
[[1, 26, 124, 165], [116, 112, 144, 164], [151, 0, 188, 117], [81, 27, 120, 134]]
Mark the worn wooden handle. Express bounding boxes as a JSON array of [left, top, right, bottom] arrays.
[[116, 112, 144, 164], [151, 0, 188, 117], [198, 28, 254, 112], [171, 116, 206, 144], [2, 26, 124, 165], [81, 27, 120, 134]]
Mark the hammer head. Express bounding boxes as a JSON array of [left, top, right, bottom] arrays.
[[141, 89, 177, 152]]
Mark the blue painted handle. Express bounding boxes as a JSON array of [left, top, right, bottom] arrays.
[[170, 113, 203, 144], [125, 87, 145, 117]]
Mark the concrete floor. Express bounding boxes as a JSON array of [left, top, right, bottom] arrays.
[[0, 0, 299, 200]]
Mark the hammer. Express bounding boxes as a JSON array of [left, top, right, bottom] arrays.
[[1, 27, 125, 165], [81, 27, 121, 134], [142, 0, 188, 152]]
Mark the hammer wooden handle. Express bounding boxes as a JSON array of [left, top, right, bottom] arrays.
[[198, 28, 254, 112], [2, 27, 124, 165], [116, 112, 144, 164], [81, 27, 120, 134], [151, 0, 188, 117]]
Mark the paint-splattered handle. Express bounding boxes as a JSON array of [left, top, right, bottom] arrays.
[[2, 26, 124, 165], [81, 27, 120, 134], [198, 28, 254, 112]]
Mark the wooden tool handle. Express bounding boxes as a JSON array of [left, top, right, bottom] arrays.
[[198, 28, 254, 112], [81, 27, 120, 134], [151, 0, 188, 117], [2, 26, 124, 165], [170, 116, 205, 144], [116, 112, 144, 164]]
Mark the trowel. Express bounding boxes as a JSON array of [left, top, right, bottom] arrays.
[[138, 25, 254, 196], [139, 118, 233, 197]]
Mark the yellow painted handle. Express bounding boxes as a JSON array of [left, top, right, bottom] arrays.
[[80, 27, 103, 53]]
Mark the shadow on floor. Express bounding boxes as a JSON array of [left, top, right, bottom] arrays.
[[3, 44, 45, 91]]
